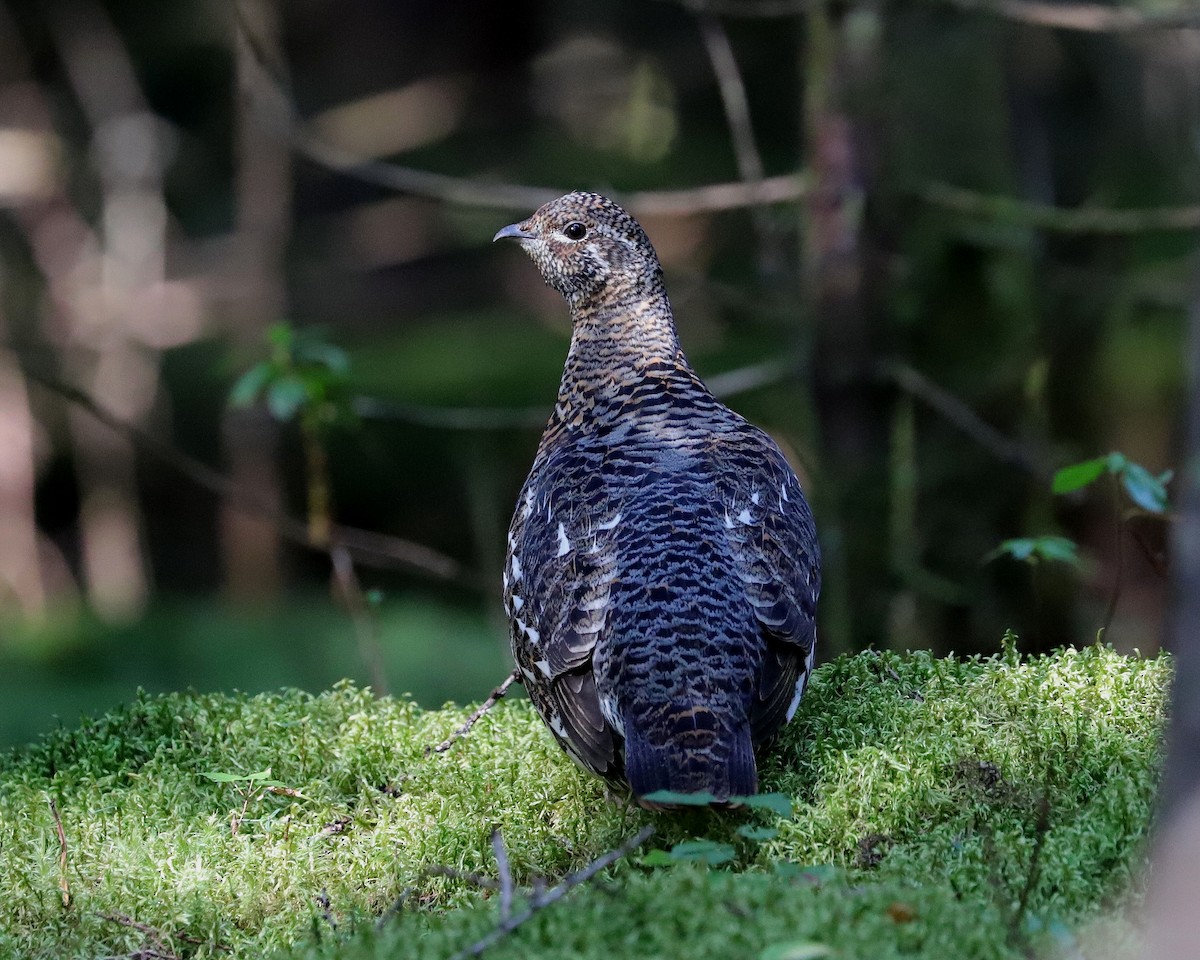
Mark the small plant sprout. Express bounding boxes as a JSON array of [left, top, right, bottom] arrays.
[[201, 766, 303, 836]]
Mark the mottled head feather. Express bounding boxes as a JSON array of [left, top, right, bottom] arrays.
[[495, 192, 663, 306]]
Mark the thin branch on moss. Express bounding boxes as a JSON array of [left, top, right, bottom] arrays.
[[48, 796, 70, 908], [447, 825, 656, 960], [97, 913, 231, 954], [492, 829, 515, 921], [17, 361, 469, 586], [430, 672, 520, 755], [922, 181, 1200, 234]]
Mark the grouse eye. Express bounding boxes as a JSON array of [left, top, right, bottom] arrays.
[[563, 222, 587, 241]]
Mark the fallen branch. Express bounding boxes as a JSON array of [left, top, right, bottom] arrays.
[[448, 825, 656, 960], [430, 672, 520, 754]]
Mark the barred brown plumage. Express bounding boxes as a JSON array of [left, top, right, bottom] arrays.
[[494, 192, 820, 806]]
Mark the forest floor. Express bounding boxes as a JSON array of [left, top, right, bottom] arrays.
[[0, 644, 1167, 960]]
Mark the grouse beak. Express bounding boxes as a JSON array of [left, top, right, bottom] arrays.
[[493, 222, 536, 243]]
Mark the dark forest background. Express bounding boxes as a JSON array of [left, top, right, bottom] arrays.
[[0, 0, 1194, 749]]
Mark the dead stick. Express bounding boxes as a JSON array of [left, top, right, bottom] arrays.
[[431, 672, 519, 754], [448, 826, 655, 960], [49, 796, 70, 908]]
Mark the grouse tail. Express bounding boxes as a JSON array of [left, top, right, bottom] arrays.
[[623, 705, 758, 806]]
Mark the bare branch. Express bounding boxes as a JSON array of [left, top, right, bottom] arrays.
[[235, 11, 806, 216], [697, 15, 766, 186], [695, 11, 786, 273], [18, 361, 470, 585], [922, 181, 1200, 234], [448, 826, 656, 960], [877, 361, 1049, 477], [430, 672, 520, 754]]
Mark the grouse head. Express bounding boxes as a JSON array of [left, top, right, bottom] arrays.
[[493, 192, 663, 307]]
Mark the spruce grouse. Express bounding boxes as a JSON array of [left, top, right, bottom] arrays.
[[494, 192, 820, 804]]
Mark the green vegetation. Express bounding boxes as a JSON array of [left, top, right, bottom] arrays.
[[0, 645, 1166, 959]]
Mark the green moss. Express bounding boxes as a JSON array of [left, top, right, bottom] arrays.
[[0, 646, 1167, 960]]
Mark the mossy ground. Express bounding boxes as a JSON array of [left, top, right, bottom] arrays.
[[0, 645, 1167, 960]]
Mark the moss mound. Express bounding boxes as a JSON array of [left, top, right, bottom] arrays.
[[0, 645, 1167, 959]]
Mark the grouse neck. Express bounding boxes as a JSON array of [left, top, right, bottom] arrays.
[[566, 285, 682, 369], [553, 286, 697, 423]]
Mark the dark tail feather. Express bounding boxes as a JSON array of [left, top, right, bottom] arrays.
[[624, 710, 758, 805]]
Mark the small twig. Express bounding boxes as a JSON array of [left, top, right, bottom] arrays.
[[97, 912, 231, 954], [430, 672, 520, 754], [375, 886, 417, 930], [922, 181, 1200, 234], [447, 825, 655, 960], [329, 544, 389, 695], [492, 829, 515, 922], [48, 796, 70, 908]]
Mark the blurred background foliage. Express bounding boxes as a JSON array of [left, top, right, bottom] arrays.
[[0, 0, 1193, 749]]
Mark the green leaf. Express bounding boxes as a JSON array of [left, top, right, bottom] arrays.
[[1051, 456, 1109, 494], [733, 793, 794, 819], [640, 789, 722, 807], [1029, 536, 1079, 566], [736, 825, 779, 841], [228, 362, 275, 409], [266, 376, 310, 421], [639, 849, 676, 866], [759, 942, 833, 960], [983, 538, 1033, 564], [295, 339, 350, 374], [667, 840, 736, 865], [1121, 461, 1169, 513], [984, 536, 1079, 567]]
